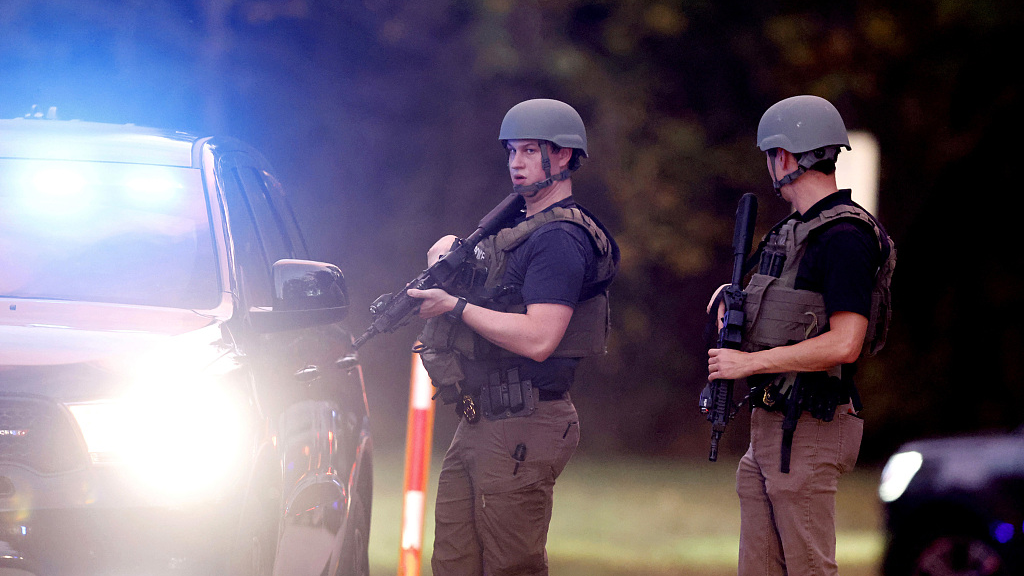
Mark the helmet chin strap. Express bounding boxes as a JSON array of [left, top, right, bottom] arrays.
[[770, 147, 841, 189], [512, 142, 572, 196]]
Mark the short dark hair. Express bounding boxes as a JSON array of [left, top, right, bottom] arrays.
[[547, 142, 584, 171]]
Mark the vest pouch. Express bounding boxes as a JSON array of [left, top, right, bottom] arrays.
[[416, 315, 479, 389], [416, 346, 465, 388], [478, 367, 537, 421], [743, 273, 828, 350]]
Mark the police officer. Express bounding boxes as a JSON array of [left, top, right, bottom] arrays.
[[408, 98, 618, 576], [707, 95, 895, 576]]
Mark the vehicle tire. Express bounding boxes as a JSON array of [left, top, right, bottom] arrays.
[[337, 459, 372, 576], [344, 493, 371, 576], [915, 535, 1005, 576], [888, 533, 1007, 576], [230, 456, 281, 576]]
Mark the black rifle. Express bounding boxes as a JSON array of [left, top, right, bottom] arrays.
[[700, 193, 758, 461], [352, 193, 525, 349]]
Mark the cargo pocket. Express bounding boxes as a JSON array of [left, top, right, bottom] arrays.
[[476, 478, 552, 576]]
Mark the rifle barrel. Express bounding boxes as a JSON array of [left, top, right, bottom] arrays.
[[731, 193, 758, 286]]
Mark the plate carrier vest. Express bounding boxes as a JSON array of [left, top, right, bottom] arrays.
[[742, 201, 895, 369], [416, 204, 618, 393], [741, 201, 895, 473]]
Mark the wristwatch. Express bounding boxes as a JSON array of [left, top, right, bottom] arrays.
[[447, 297, 468, 322]]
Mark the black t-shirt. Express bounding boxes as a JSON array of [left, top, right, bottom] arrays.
[[794, 190, 881, 320], [791, 190, 883, 388], [497, 197, 605, 391], [504, 221, 595, 308]]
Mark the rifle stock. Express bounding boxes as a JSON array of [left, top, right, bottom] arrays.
[[703, 193, 758, 461], [352, 193, 525, 349]]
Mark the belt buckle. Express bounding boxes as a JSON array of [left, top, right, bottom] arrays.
[[459, 394, 480, 424], [762, 387, 776, 407]]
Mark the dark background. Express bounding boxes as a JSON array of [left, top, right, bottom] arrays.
[[3, 0, 1022, 465]]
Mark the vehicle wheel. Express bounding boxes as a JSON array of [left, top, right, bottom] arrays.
[[337, 457, 371, 576], [339, 492, 371, 576], [230, 460, 281, 576], [910, 535, 1005, 576], [232, 496, 278, 576]]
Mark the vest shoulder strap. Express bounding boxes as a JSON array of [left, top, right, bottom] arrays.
[[493, 206, 611, 257], [795, 203, 890, 256]]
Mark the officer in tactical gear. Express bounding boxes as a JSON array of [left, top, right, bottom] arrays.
[[707, 95, 895, 576], [408, 98, 619, 576]]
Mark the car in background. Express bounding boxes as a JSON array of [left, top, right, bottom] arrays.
[[879, 430, 1024, 576], [0, 114, 372, 576]]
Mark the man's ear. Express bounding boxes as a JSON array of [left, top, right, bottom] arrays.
[[552, 146, 573, 171], [780, 149, 799, 170]]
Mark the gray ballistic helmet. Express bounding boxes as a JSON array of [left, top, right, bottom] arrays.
[[756, 95, 851, 188], [500, 98, 588, 155], [499, 98, 588, 195]]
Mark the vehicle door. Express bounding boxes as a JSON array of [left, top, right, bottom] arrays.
[[216, 149, 364, 576]]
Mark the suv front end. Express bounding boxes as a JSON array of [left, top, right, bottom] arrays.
[[0, 117, 372, 576]]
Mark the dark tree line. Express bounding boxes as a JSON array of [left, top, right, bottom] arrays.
[[2, 0, 1022, 462]]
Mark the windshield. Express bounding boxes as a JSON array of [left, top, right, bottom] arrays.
[[0, 159, 221, 309]]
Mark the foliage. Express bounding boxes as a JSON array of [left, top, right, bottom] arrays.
[[2, 0, 1022, 460]]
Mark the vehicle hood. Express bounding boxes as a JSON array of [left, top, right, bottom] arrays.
[[0, 299, 225, 366], [903, 434, 1024, 492], [0, 299, 232, 401]]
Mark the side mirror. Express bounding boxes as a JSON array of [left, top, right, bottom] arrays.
[[273, 259, 349, 311], [249, 259, 349, 333]]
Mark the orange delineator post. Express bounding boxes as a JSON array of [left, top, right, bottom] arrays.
[[399, 349, 435, 576]]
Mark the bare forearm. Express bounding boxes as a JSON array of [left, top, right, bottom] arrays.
[[746, 330, 862, 374], [408, 287, 572, 362], [708, 312, 868, 381]]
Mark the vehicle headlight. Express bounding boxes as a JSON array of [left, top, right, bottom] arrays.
[[879, 450, 923, 503], [68, 363, 252, 501]]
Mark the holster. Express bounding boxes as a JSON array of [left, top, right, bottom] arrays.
[[774, 374, 855, 474], [803, 376, 845, 422]]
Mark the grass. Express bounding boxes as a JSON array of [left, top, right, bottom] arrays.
[[369, 448, 885, 576]]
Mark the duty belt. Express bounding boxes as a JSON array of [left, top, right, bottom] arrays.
[[749, 373, 862, 474], [458, 366, 567, 423]]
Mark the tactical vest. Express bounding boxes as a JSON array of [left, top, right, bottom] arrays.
[[416, 205, 618, 390], [744, 202, 895, 474], [742, 202, 896, 390]]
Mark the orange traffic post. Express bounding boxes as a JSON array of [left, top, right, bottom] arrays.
[[398, 348, 435, 576]]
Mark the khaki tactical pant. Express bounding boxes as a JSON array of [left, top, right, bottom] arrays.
[[736, 405, 863, 576], [431, 396, 580, 576]]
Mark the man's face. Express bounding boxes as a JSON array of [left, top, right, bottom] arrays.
[[506, 139, 548, 189]]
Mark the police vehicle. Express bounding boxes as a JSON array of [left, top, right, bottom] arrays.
[[879, 430, 1024, 575], [0, 112, 373, 576]]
